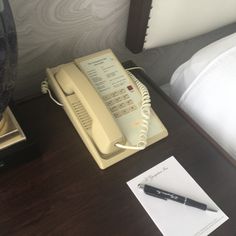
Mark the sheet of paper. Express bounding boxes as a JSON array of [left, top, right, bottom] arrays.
[[127, 156, 228, 236]]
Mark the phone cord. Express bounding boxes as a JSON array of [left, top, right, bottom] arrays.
[[41, 80, 63, 106], [115, 70, 151, 150]]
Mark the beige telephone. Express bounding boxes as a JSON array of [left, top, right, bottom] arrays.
[[45, 49, 168, 169]]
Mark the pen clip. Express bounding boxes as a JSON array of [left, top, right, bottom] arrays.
[[154, 190, 168, 200], [144, 185, 168, 200]]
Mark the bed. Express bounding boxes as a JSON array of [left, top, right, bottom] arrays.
[[169, 33, 236, 160], [126, 1, 236, 161]]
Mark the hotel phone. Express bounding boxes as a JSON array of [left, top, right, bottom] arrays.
[[44, 49, 168, 169]]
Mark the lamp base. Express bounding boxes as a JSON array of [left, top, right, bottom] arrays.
[[0, 107, 26, 150], [0, 115, 6, 133], [0, 107, 39, 170]]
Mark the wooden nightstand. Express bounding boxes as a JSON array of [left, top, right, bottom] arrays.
[[0, 62, 235, 236]]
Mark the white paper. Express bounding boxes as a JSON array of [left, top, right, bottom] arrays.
[[127, 156, 228, 236]]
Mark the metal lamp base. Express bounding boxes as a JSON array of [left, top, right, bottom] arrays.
[[0, 107, 26, 150]]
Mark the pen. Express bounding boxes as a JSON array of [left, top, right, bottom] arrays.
[[138, 184, 217, 212]]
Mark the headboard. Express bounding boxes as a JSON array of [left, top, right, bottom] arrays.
[[126, 0, 236, 53]]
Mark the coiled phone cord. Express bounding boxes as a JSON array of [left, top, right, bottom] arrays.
[[115, 69, 151, 150], [41, 80, 63, 106]]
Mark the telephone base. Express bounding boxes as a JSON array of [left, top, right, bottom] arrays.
[[46, 49, 168, 169], [47, 65, 168, 169]]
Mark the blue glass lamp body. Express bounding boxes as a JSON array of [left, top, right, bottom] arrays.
[[0, 0, 17, 120]]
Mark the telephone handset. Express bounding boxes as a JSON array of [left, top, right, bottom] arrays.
[[55, 63, 125, 154], [45, 49, 168, 169]]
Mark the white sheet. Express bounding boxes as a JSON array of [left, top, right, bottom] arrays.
[[170, 33, 236, 160]]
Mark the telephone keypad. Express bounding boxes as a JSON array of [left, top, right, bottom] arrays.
[[129, 105, 137, 111], [122, 94, 130, 100], [103, 89, 138, 118], [114, 97, 122, 103], [107, 100, 114, 106], [110, 106, 118, 112], [126, 99, 133, 105], [118, 103, 126, 109], [113, 111, 122, 118], [103, 94, 111, 101], [102, 89, 126, 101]]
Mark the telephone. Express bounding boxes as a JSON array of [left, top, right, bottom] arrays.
[[44, 49, 168, 169]]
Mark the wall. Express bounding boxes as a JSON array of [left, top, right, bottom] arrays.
[[9, 0, 236, 100]]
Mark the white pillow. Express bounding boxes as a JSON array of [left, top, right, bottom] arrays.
[[170, 32, 236, 160]]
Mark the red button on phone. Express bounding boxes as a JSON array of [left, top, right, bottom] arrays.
[[127, 85, 133, 91]]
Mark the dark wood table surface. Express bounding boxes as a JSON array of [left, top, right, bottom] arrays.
[[0, 64, 235, 236]]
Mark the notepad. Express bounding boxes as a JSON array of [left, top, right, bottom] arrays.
[[127, 156, 228, 236]]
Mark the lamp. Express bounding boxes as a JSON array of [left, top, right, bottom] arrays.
[[0, 0, 25, 161]]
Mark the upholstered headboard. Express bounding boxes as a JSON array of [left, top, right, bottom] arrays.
[[126, 0, 236, 53]]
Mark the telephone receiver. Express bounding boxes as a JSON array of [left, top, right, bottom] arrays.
[[56, 63, 125, 155], [45, 49, 168, 169]]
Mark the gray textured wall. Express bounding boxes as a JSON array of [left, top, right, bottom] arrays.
[[9, 0, 236, 100]]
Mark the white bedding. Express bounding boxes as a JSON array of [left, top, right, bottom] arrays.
[[169, 33, 236, 160]]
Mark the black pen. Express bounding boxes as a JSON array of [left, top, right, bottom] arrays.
[[138, 184, 217, 212]]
